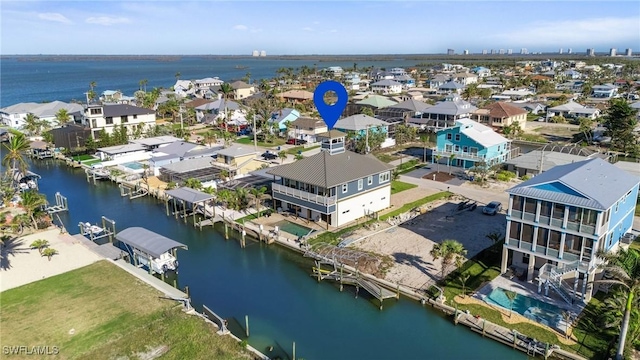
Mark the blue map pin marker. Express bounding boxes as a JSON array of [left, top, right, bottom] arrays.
[[313, 80, 348, 130]]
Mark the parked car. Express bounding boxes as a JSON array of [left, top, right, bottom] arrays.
[[261, 151, 278, 160], [286, 138, 307, 145], [482, 201, 502, 215]]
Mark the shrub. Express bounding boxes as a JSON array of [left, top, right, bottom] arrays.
[[495, 170, 516, 182], [521, 174, 531, 181]]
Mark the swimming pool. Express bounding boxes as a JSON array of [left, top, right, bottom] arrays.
[[485, 287, 565, 330], [274, 220, 314, 237], [122, 162, 144, 170]]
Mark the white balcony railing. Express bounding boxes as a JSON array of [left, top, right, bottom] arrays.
[[272, 183, 337, 207]]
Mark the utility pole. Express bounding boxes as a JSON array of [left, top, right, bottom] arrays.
[[365, 124, 370, 154], [253, 114, 258, 152], [179, 105, 184, 132]]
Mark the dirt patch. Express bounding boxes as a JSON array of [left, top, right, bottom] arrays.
[[422, 171, 456, 182]]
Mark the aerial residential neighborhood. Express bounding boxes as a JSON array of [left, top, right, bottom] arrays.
[[2, 52, 640, 360]]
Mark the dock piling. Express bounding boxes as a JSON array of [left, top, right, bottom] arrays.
[[292, 342, 296, 360], [245, 315, 250, 337]]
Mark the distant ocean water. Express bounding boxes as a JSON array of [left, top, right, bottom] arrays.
[[0, 56, 423, 107]]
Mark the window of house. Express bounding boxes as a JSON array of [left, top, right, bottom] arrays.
[[133, 114, 137, 119], [105, 117, 113, 125], [537, 228, 548, 247], [582, 209, 597, 227], [540, 201, 552, 218], [524, 198, 537, 214], [512, 195, 523, 212], [469, 147, 478, 155], [548, 231, 561, 250], [509, 222, 521, 240], [521, 224, 534, 243], [379, 171, 390, 183], [121, 116, 128, 123], [342, 183, 348, 193], [462, 146, 468, 152], [614, 201, 619, 213], [564, 234, 582, 255], [91, 119, 97, 128], [446, 133, 452, 140], [454, 134, 461, 141], [367, 176, 373, 185], [358, 179, 363, 190], [553, 204, 565, 220], [454, 145, 460, 152], [90, 108, 102, 115]]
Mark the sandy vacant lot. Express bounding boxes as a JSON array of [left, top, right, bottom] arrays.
[[1, 228, 102, 292], [353, 199, 506, 290]]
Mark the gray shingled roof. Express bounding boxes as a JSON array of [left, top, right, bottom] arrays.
[[266, 150, 394, 188], [335, 114, 388, 131], [507, 158, 640, 210], [103, 104, 155, 117], [389, 99, 433, 112], [161, 157, 215, 173], [216, 146, 258, 158], [116, 227, 187, 259]]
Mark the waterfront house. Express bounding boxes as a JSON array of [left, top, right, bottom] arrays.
[[432, 118, 513, 169], [290, 117, 328, 143], [173, 80, 196, 98], [1, 101, 84, 129], [409, 94, 477, 131], [266, 130, 394, 228], [131, 135, 184, 150], [49, 124, 91, 150], [371, 80, 402, 95], [501, 158, 640, 303], [591, 84, 618, 99], [210, 145, 262, 177], [95, 143, 148, 162], [149, 141, 223, 176], [546, 101, 600, 121], [269, 108, 301, 132], [84, 104, 155, 139], [472, 102, 528, 130]]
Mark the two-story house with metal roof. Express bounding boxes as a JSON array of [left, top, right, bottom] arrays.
[[432, 118, 513, 169], [409, 94, 477, 131], [266, 130, 394, 228], [501, 158, 640, 303]]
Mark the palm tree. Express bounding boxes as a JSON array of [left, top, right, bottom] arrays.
[[219, 170, 230, 181], [42, 247, 58, 261], [202, 186, 217, 216], [278, 150, 287, 164], [234, 187, 250, 212], [139, 79, 148, 92], [458, 273, 470, 298], [175, 72, 181, 81], [54, 108, 70, 128], [19, 190, 47, 229], [593, 248, 640, 360], [184, 178, 203, 190], [203, 131, 217, 147], [23, 113, 42, 135], [0, 236, 30, 270], [420, 135, 430, 163], [294, 153, 304, 161], [249, 186, 268, 217], [505, 290, 517, 318], [2, 130, 31, 176], [29, 239, 49, 255], [434, 154, 441, 173], [448, 154, 456, 175], [219, 83, 234, 132], [430, 239, 467, 279], [87, 81, 97, 104]]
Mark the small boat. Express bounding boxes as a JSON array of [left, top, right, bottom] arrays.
[[234, 65, 249, 69], [134, 248, 179, 274], [80, 222, 104, 235]]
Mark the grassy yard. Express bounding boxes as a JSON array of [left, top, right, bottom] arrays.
[[236, 137, 285, 147], [395, 159, 421, 175], [82, 159, 102, 166], [307, 219, 376, 247], [375, 153, 400, 163], [390, 180, 417, 194], [380, 191, 451, 220], [286, 145, 320, 155], [72, 154, 94, 161], [0, 261, 249, 360]]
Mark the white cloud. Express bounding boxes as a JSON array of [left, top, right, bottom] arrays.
[[492, 17, 640, 47], [233, 24, 248, 31], [38, 13, 72, 24], [85, 16, 130, 26], [250, 28, 263, 33], [302, 27, 313, 32]]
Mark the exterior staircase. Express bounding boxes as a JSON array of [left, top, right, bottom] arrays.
[[538, 261, 587, 305]]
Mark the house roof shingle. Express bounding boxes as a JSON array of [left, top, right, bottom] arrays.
[[480, 102, 528, 118], [266, 150, 394, 188], [335, 114, 388, 131], [103, 104, 155, 117]]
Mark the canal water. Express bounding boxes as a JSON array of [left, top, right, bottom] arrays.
[[31, 160, 524, 360]]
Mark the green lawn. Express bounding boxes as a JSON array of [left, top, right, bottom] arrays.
[[286, 145, 320, 155], [0, 261, 248, 360], [380, 191, 451, 220], [72, 154, 94, 161], [390, 180, 417, 194], [376, 153, 400, 163], [236, 137, 286, 147], [82, 159, 102, 166], [441, 243, 503, 301], [395, 159, 421, 174]]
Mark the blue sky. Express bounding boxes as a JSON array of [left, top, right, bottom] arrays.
[[1, 1, 638, 55]]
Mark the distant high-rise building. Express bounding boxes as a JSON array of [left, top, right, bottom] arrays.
[[568, 48, 572, 54], [559, 48, 563, 54], [609, 48, 617, 56], [507, 49, 513, 55], [499, 49, 505, 55], [490, 49, 496, 55], [447, 49, 455, 55], [482, 49, 488, 55], [463, 49, 469, 55], [260, 50, 267, 57], [520, 48, 528, 55], [587, 48, 595, 56], [625, 48, 632, 56], [252, 50, 259, 57]]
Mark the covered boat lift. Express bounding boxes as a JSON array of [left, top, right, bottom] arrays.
[[164, 187, 217, 225], [115, 227, 188, 276]]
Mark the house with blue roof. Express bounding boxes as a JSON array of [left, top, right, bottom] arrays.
[[269, 108, 300, 132], [431, 118, 512, 169], [501, 158, 640, 303]]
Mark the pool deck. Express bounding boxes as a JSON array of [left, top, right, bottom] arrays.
[[475, 275, 585, 318]]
